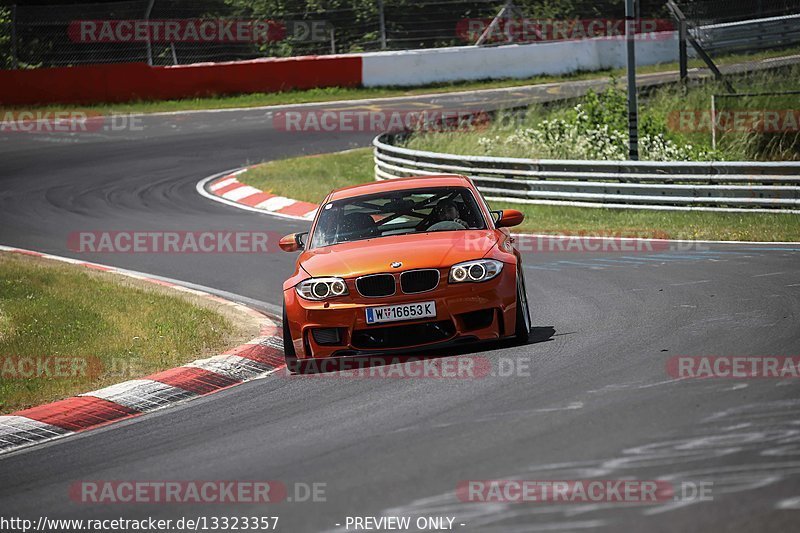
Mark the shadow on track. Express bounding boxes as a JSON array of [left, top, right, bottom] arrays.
[[286, 325, 556, 376]]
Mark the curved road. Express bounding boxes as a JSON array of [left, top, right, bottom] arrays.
[[1, 78, 799, 532]]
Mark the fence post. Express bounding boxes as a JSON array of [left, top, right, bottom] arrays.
[[665, 0, 734, 93], [711, 94, 717, 152], [11, 4, 18, 69], [665, 0, 687, 85], [144, 0, 155, 66], [476, 0, 511, 45], [625, 0, 639, 160], [678, 18, 688, 85], [378, 0, 387, 49], [330, 28, 336, 54]]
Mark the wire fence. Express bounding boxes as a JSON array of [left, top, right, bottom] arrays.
[[673, 0, 800, 89], [0, 0, 668, 69], [677, 0, 800, 58], [677, 0, 800, 25], [0, 0, 798, 71]]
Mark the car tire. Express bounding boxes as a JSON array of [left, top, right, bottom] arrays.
[[282, 301, 299, 374], [514, 266, 531, 344]]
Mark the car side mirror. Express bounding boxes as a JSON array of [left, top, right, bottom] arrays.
[[279, 232, 307, 252], [495, 209, 524, 228]]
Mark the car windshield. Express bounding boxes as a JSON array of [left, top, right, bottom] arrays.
[[310, 186, 487, 248]]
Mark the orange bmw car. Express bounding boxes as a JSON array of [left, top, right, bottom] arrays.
[[279, 175, 529, 370]]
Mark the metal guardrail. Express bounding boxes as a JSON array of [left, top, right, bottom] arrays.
[[373, 133, 800, 213], [692, 14, 800, 55]]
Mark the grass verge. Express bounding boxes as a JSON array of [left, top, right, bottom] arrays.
[[0, 252, 258, 414], [238, 148, 800, 242], [489, 202, 800, 241], [3, 47, 799, 115], [403, 65, 800, 161], [242, 148, 375, 204]]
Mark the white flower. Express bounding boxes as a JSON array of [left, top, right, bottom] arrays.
[[470, 96, 708, 161]]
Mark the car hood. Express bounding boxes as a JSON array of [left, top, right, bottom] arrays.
[[299, 230, 499, 278]]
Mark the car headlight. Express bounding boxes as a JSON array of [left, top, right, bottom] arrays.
[[449, 259, 503, 283], [296, 277, 349, 300]]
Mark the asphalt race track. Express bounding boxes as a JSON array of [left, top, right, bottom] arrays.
[[1, 73, 799, 532]]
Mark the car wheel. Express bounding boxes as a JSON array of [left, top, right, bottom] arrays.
[[282, 301, 299, 374], [514, 266, 531, 344]]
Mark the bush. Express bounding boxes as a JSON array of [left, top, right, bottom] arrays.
[[0, 7, 11, 70], [474, 79, 706, 161]]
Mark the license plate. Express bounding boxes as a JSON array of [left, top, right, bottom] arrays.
[[365, 301, 436, 325]]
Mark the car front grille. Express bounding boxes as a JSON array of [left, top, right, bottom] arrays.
[[352, 320, 456, 349], [356, 274, 396, 297], [400, 269, 440, 294]]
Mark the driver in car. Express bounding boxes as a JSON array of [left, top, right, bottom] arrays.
[[432, 199, 469, 229]]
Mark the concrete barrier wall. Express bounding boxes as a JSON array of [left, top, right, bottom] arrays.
[[361, 32, 679, 87], [0, 33, 679, 105], [0, 55, 362, 106]]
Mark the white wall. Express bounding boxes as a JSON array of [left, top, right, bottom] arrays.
[[361, 32, 680, 87]]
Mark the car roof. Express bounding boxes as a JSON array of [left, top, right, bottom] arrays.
[[326, 175, 473, 202]]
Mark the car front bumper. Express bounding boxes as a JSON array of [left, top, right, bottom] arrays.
[[283, 266, 519, 359]]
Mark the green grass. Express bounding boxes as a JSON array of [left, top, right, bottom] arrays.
[[238, 148, 800, 242], [0, 72, 606, 115], [490, 202, 800, 241], [402, 65, 800, 162], [0, 253, 245, 414], [0, 75, 596, 115], [242, 148, 375, 204], [3, 46, 799, 115]]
